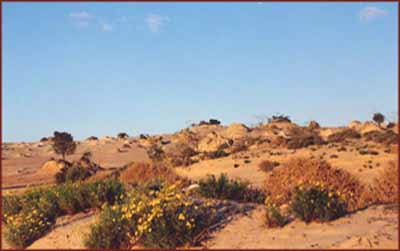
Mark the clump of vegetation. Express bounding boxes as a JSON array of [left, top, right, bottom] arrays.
[[264, 197, 288, 228], [54, 152, 101, 184], [286, 127, 325, 149], [117, 132, 129, 139], [268, 114, 291, 123], [198, 119, 221, 126], [146, 143, 165, 163], [358, 149, 379, 155], [258, 160, 280, 172], [363, 130, 398, 145], [166, 142, 197, 167], [40, 137, 49, 142], [327, 129, 361, 143], [308, 120, 320, 130], [289, 183, 347, 223], [198, 174, 265, 203], [371, 161, 398, 204], [87, 136, 98, 141], [119, 162, 186, 187], [2, 180, 125, 248], [372, 112, 385, 127], [52, 131, 77, 160], [206, 149, 229, 159], [264, 157, 370, 212], [84, 183, 215, 249]]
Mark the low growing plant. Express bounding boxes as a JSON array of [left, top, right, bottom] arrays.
[[198, 174, 265, 203], [289, 183, 347, 223]]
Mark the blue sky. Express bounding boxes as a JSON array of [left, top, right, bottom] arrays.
[[3, 2, 398, 142]]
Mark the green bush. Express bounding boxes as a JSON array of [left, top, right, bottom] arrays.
[[264, 197, 288, 228], [290, 185, 347, 223], [4, 193, 58, 248], [2, 195, 23, 221], [2, 179, 125, 248], [84, 205, 130, 249], [85, 183, 215, 249], [55, 163, 92, 184], [198, 174, 265, 203]]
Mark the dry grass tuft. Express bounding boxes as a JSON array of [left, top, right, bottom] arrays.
[[264, 157, 372, 212], [119, 162, 187, 186]]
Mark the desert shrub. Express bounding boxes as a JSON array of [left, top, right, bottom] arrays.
[[166, 142, 197, 167], [198, 174, 265, 203], [258, 160, 280, 172], [264, 196, 288, 228], [358, 149, 379, 155], [87, 136, 98, 141], [268, 114, 291, 123], [286, 127, 325, 149], [146, 143, 165, 162], [3, 180, 125, 244], [289, 184, 347, 223], [3, 190, 59, 248], [40, 137, 49, 142], [84, 204, 130, 249], [264, 157, 369, 212], [4, 203, 55, 248], [363, 130, 398, 145], [209, 119, 221, 125], [206, 149, 229, 159], [327, 129, 361, 143], [85, 183, 215, 249], [118, 132, 129, 139], [2, 196, 22, 221], [387, 122, 396, 129], [119, 162, 186, 187], [372, 161, 398, 204], [308, 120, 320, 130], [54, 156, 98, 184], [52, 131, 77, 160]]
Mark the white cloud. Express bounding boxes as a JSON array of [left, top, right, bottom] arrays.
[[101, 23, 113, 32], [359, 6, 388, 23], [69, 11, 94, 27], [145, 14, 169, 33]]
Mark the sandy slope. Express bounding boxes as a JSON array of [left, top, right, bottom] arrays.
[[206, 204, 398, 249]]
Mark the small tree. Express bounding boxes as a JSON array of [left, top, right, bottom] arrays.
[[52, 131, 77, 160], [373, 113, 385, 127]]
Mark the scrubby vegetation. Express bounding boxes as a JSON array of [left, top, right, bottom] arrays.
[[258, 160, 280, 172], [165, 142, 197, 167], [2, 180, 125, 248], [268, 114, 291, 123], [264, 157, 370, 212], [372, 161, 398, 204], [84, 183, 215, 248], [289, 183, 347, 223], [363, 130, 398, 145], [286, 127, 325, 149], [118, 132, 129, 139], [264, 197, 288, 228], [119, 162, 187, 187], [54, 152, 101, 184], [327, 129, 361, 143], [198, 174, 265, 203]]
